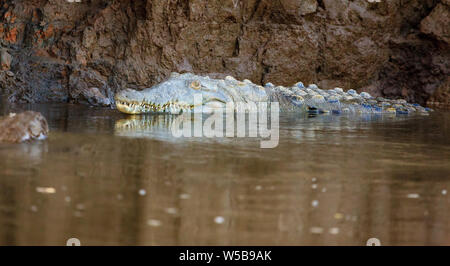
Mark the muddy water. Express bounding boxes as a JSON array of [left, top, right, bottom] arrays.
[[0, 101, 449, 246]]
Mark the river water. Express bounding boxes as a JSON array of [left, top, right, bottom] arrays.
[[0, 100, 449, 245]]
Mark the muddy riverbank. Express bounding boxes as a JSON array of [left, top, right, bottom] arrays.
[[0, 0, 448, 106]]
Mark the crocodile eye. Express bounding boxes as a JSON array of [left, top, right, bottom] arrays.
[[190, 80, 201, 90]]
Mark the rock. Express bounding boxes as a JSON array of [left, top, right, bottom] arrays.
[[79, 87, 111, 106], [0, 111, 49, 143], [0, 0, 447, 106], [82, 26, 97, 48], [69, 70, 111, 106], [0, 49, 12, 71], [280, 0, 318, 16], [427, 77, 450, 109], [420, 3, 450, 44]]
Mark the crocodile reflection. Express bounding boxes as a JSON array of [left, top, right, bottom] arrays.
[[114, 112, 406, 141], [115, 115, 179, 138]]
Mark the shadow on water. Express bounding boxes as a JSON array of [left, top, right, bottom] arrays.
[[0, 103, 449, 245]]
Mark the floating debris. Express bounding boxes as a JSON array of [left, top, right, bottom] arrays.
[[255, 185, 262, 191], [76, 203, 85, 210], [329, 227, 340, 235], [312, 177, 317, 182], [165, 207, 178, 215], [311, 200, 319, 208], [138, 189, 147, 196], [117, 194, 123, 200], [310, 227, 324, 234], [147, 219, 162, 227], [311, 184, 318, 190], [179, 193, 191, 200], [334, 213, 344, 220], [214, 216, 225, 224], [407, 193, 420, 199], [64, 196, 71, 203], [321, 187, 327, 193], [30, 205, 38, 212], [36, 187, 56, 194], [442, 190, 447, 195]]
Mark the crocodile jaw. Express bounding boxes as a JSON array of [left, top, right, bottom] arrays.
[[116, 101, 144, 114], [115, 98, 195, 115], [114, 73, 233, 115]]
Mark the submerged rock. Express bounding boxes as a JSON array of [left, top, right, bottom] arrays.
[[0, 111, 49, 143]]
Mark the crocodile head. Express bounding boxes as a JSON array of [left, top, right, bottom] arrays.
[[115, 73, 242, 115]]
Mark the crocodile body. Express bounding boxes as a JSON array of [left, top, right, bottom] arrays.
[[115, 73, 431, 115]]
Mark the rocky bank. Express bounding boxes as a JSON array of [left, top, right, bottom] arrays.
[[0, 0, 448, 107]]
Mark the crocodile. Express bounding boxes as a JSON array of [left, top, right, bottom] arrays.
[[115, 72, 431, 115]]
